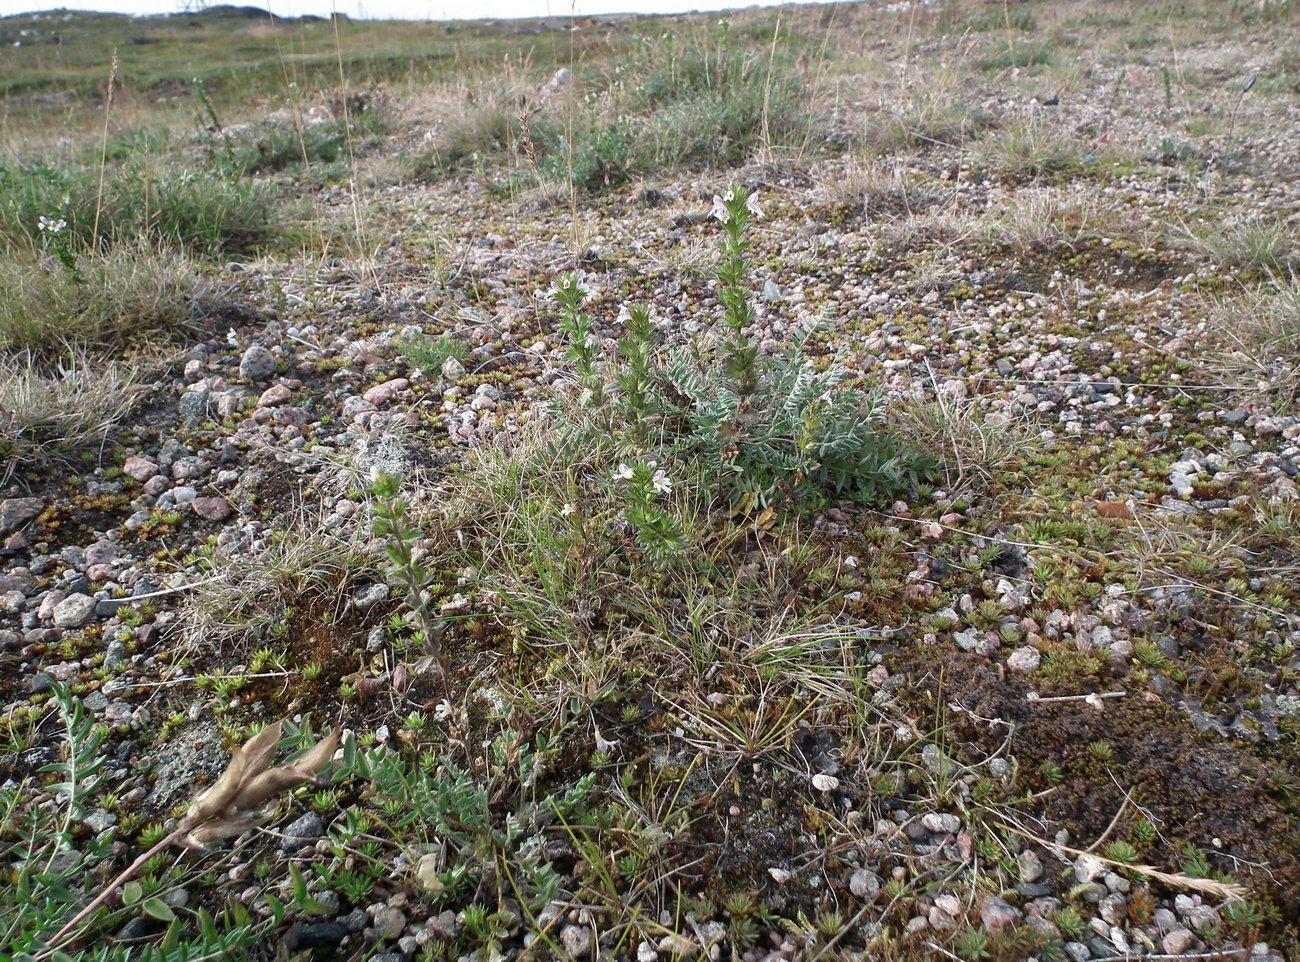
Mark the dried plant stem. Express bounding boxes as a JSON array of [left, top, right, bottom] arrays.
[[1003, 824, 1247, 899], [40, 826, 186, 956], [92, 50, 120, 245]]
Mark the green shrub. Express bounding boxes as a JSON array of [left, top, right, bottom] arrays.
[[547, 186, 937, 546]]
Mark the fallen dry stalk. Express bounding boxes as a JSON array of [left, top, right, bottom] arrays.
[[40, 720, 338, 956], [1003, 824, 1247, 899]]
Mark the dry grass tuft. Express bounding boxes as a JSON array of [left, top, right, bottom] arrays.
[[1200, 275, 1300, 411], [0, 243, 201, 359], [0, 354, 138, 482]]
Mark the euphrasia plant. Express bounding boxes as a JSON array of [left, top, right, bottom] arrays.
[[550, 185, 937, 517]]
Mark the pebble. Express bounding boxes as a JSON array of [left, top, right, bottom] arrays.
[[121, 457, 160, 482], [369, 904, 406, 941], [978, 896, 1021, 934], [560, 924, 594, 958], [921, 813, 961, 834], [1006, 646, 1041, 673], [192, 497, 234, 522], [849, 867, 881, 900], [240, 344, 278, 382], [1018, 849, 1044, 883], [279, 812, 325, 850], [52, 593, 97, 629]]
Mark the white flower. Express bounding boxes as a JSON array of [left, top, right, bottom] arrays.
[[616, 304, 632, 324], [226, 328, 240, 348], [433, 699, 454, 722], [745, 193, 764, 218], [38, 215, 66, 234], [651, 469, 672, 495], [614, 462, 635, 481], [844, 555, 858, 569], [560, 502, 576, 517], [711, 194, 730, 223]]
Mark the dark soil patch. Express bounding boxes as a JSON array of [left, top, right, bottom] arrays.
[[894, 652, 1300, 926]]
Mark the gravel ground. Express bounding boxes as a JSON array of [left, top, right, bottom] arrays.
[[2, 1, 1299, 958]]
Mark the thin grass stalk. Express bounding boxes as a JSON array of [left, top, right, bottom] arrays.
[[92, 50, 120, 245]]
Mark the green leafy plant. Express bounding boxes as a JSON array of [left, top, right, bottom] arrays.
[[370, 472, 444, 676], [549, 186, 937, 515]]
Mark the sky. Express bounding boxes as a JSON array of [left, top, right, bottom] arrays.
[[0, 0, 801, 20]]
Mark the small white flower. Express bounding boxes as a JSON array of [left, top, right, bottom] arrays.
[[433, 699, 454, 722], [844, 555, 858, 569], [651, 469, 672, 495], [560, 502, 576, 517], [745, 193, 764, 218], [38, 215, 67, 234], [614, 462, 635, 481], [226, 328, 240, 348], [711, 194, 730, 223]]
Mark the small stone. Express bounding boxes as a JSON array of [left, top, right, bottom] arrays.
[[657, 933, 698, 958], [1018, 850, 1044, 883], [280, 813, 324, 850], [295, 922, 351, 948], [978, 896, 1021, 934], [637, 941, 658, 962], [0, 498, 43, 537], [927, 907, 958, 931], [257, 384, 293, 408], [1064, 942, 1091, 962], [84, 809, 118, 833], [849, 868, 881, 901], [354, 583, 389, 608], [53, 593, 97, 629], [922, 813, 961, 834], [364, 378, 408, 406], [440, 356, 465, 381], [122, 457, 160, 482], [369, 904, 406, 941], [1007, 646, 1041, 673], [1162, 929, 1195, 955], [191, 497, 233, 523], [240, 345, 278, 382], [560, 924, 594, 958], [1074, 853, 1106, 882], [767, 867, 792, 884], [812, 773, 840, 792], [177, 391, 208, 423]]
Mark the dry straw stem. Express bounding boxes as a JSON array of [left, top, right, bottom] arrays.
[[40, 720, 338, 955], [1002, 823, 1247, 899]]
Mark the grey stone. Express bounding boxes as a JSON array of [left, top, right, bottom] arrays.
[[280, 812, 325, 850], [849, 868, 881, 901], [239, 344, 278, 382], [354, 583, 389, 608], [921, 813, 961, 834], [84, 809, 117, 833], [370, 904, 406, 941], [1064, 942, 1090, 962], [178, 392, 209, 423], [294, 922, 350, 949], [53, 593, 97, 629], [978, 896, 1021, 934], [0, 498, 43, 537], [560, 924, 594, 958], [1018, 850, 1044, 883]]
